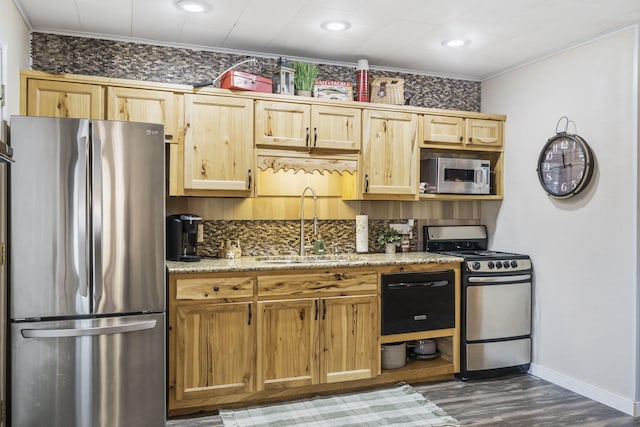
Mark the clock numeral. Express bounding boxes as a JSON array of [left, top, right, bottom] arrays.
[[571, 180, 577, 189], [560, 140, 569, 149], [545, 173, 552, 182], [543, 162, 551, 171], [545, 151, 553, 161], [560, 182, 568, 192]]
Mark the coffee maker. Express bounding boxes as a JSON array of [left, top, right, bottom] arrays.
[[166, 214, 202, 262]]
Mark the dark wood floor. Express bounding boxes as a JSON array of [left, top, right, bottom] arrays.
[[167, 374, 640, 426]]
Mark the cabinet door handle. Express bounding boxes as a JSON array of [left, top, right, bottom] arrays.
[[247, 304, 252, 325], [365, 174, 369, 193], [468, 136, 473, 142], [459, 136, 463, 142], [315, 300, 319, 320], [322, 300, 326, 320], [213, 286, 219, 292], [247, 169, 252, 190], [313, 127, 318, 147], [305, 127, 310, 147]]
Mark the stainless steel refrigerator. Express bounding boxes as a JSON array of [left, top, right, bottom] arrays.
[[8, 116, 166, 427]]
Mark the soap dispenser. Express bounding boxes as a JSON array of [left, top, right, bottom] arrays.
[[314, 234, 325, 255]]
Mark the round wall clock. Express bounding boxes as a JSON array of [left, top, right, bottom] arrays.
[[537, 119, 595, 198]]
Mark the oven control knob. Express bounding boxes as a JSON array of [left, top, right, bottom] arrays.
[[472, 261, 481, 270], [510, 260, 518, 268], [495, 261, 503, 269], [488, 261, 495, 269]]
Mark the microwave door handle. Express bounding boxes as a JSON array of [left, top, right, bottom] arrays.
[[474, 168, 489, 186], [474, 169, 482, 185]]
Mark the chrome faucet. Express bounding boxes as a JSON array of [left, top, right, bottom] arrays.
[[300, 186, 318, 256]]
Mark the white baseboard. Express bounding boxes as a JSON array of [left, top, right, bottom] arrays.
[[529, 363, 637, 416]]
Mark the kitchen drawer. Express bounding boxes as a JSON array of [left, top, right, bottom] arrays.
[[176, 277, 255, 300], [258, 271, 378, 297]]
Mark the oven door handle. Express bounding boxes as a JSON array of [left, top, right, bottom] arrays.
[[387, 280, 450, 288], [468, 274, 531, 283]]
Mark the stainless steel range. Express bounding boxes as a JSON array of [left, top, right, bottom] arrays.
[[424, 225, 532, 380]]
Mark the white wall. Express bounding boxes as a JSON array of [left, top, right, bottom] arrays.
[[0, 0, 30, 118], [481, 27, 638, 414]]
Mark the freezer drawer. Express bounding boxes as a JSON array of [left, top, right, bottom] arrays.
[[10, 313, 165, 427], [466, 281, 531, 340], [466, 338, 531, 371]]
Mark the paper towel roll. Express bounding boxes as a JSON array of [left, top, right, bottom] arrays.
[[355, 215, 368, 253]]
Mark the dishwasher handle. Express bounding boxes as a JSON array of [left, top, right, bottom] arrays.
[[387, 280, 450, 288], [21, 320, 157, 338]]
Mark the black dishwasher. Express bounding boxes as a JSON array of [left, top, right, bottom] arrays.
[[381, 270, 455, 335]]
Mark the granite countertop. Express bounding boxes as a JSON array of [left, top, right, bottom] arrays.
[[165, 251, 463, 274]]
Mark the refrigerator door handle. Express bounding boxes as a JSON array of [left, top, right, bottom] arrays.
[[91, 133, 103, 309], [20, 319, 157, 338], [81, 134, 91, 298]]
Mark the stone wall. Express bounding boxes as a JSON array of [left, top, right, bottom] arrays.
[[30, 33, 481, 111]]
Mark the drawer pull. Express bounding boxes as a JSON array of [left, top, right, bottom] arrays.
[[213, 286, 220, 292]]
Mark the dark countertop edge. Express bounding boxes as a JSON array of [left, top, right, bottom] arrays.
[[165, 252, 464, 274]]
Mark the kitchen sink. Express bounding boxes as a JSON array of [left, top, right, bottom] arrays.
[[256, 255, 363, 264]]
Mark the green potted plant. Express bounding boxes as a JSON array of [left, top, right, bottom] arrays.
[[293, 61, 318, 96], [377, 227, 402, 254]]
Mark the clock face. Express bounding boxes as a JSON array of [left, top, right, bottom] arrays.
[[537, 133, 594, 198]]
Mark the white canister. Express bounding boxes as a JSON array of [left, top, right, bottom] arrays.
[[381, 342, 406, 370]]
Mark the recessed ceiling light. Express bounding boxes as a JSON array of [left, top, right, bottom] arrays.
[[321, 20, 351, 31], [442, 39, 469, 47], [174, 0, 211, 13]]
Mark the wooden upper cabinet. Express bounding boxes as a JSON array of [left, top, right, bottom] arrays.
[[174, 301, 255, 402], [422, 115, 503, 149], [26, 80, 103, 119], [255, 100, 310, 149], [255, 100, 361, 151], [183, 94, 253, 194], [106, 87, 179, 142], [360, 109, 418, 198], [465, 118, 503, 148], [320, 295, 378, 384], [422, 115, 464, 146], [311, 105, 361, 151]]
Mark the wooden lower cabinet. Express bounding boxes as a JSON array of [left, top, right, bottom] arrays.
[[256, 295, 378, 391], [257, 298, 318, 390], [321, 295, 378, 383], [173, 301, 254, 401], [168, 264, 459, 416]]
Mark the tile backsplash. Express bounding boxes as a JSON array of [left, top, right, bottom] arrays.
[[200, 219, 420, 257]]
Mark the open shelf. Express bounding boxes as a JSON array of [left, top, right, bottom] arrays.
[[380, 328, 454, 344], [379, 356, 454, 382]]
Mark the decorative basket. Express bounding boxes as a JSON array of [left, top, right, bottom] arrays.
[[369, 77, 405, 104]]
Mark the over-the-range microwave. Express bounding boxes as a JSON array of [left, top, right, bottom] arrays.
[[421, 157, 491, 195]]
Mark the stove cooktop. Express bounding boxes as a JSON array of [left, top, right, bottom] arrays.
[[424, 225, 531, 273], [438, 250, 527, 259]]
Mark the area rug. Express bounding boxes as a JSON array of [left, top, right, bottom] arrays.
[[219, 384, 459, 426]]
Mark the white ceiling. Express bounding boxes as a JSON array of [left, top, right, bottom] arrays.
[[13, 0, 640, 80]]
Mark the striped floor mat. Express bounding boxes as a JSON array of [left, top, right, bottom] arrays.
[[219, 384, 459, 427]]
